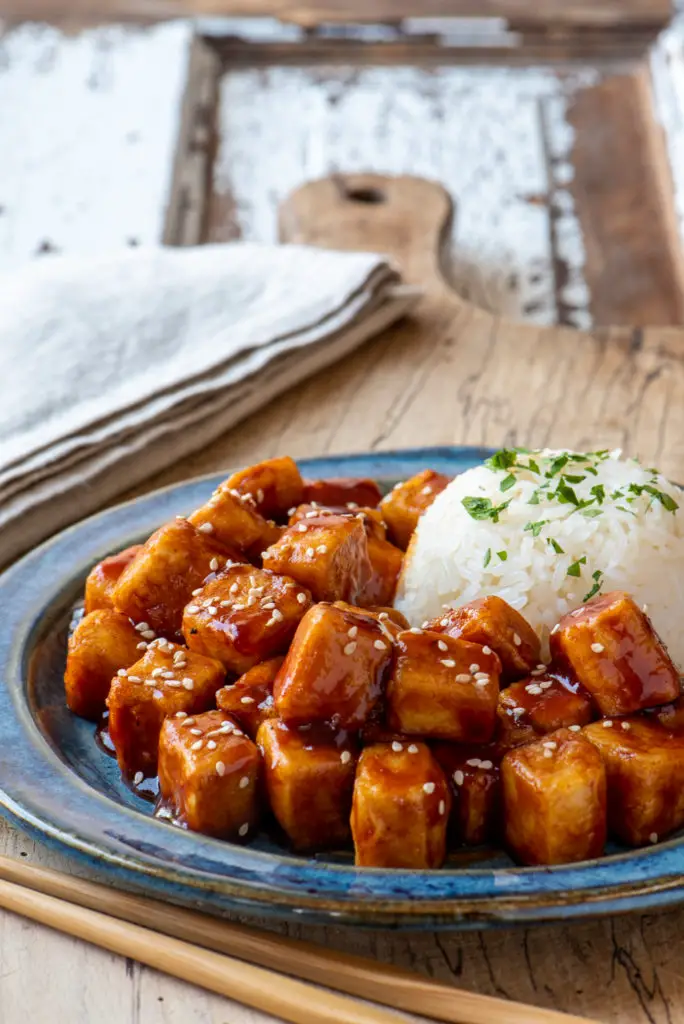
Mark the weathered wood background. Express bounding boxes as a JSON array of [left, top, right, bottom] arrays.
[[3, 8, 684, 1024]]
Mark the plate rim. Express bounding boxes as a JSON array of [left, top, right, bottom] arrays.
[[3, 444, 684, 929]]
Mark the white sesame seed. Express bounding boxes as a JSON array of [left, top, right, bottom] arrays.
[[475, 679, 489, 687], [340, 750, 352, 765], [453, 770, 465, 786], [297, 524, 308, 533], [571, 609, 583, 618], [469, 664, 480, 674], [238, 823, 249, 837], [151, 668, 164, 678], [455, 673, 472, 683], [261, 601, 276, 610], [649, 832, 658, 844], [466, 759, 481, 768], [540, 680, 553, 690], [391, 741, 403, 752], [207, 740, 217, 750], [348, 626, 358, 639], [440, 659, 456, 668], [437, 640, 448, 651], [256, 489, 264, 504], [591, 643, 605, 654], [191, 588, 203, 597], [512, 707, 525, 718], [190, 728, 202, 736], [440, 618, 449, 627], [344, 642, 357, 655], [482, 646, 493, 655], [216, 761, 226, 776], [543, 749, 553, 758], [305, 547, 315, 558], [271, 608, 284, 622], [551, 624, 560, 634], [241, 696, 255, 704], [175, 514, 186, 521], [373, 639, 388, 651], [316, 545, 328, 554], [294, 593, 306, 606], [421, 621, 430, 629], [181, 718, 195, 727], [191, 740, 203, 751], [474, 672, 490, 680], [173, 651, 185, 662], [287, 507, 297, 516], [135, 622, 150, 632], [198, 522, 214, 534], [603, 720, 613, 728], [409, 627, 423, 635], [408, 744, 419, 754], [513, 633, 522, 646], [117, 669, 127, 677], [182, 678, 194, 691], [161, 671, 175, 679], [141, 630, 156, 640], [526, 685, 543, 696], [568, 724, 581, 732], [479, 760, 494, 770], [643, 604, 649, 614], [175, 711, 188, 719], [136, 641, 148, 650], [378, 612, 389, 621], [621, 722, 631, 731], [127, 675, 142, 683], [438, 800, 446, 815], [166, 680, 181, 688], [542, 741, 557, 750], [347, 502, 359, 510], [304, 510, 318, 519], [423, 782, 436, 794], [208, 557, 219, 572]]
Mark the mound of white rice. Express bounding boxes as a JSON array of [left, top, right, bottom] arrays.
[[395, 448, 684, 666]]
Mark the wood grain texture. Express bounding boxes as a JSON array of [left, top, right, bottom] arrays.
[[0, 0, 672, 29]]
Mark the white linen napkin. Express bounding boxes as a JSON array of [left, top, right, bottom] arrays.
[[0, 243, 417, 565]]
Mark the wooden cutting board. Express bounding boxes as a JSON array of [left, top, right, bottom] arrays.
[[141, 170, 684, 499]]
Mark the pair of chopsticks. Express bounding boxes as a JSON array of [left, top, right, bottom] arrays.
[[0, 854, 597, 1024]]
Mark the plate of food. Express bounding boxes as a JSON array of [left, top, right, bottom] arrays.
[[2, 445, 684, 929]]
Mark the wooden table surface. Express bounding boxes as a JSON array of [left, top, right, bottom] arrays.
[[4, 15, 684, 1024]]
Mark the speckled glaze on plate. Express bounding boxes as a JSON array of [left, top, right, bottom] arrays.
[[2, 446, 684, 930]]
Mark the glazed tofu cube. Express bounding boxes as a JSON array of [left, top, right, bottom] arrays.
[[183, 565, 311, 674], [65, 609, 142, 721], [387, 630, 501, 742], [302, 477, 382, 509], [351, 742, 451, 868], [496, 674, 595, 752], [224, 456, 303, 520], [550, 591, 680, 717], [107, 639, 225, 777], [583, 718, 684, 845], [159, 710, 260, 838], [262, 514, 372, 604], [433, 743, 501, 846], [189, 483, 280, 555], [216, 657, 282, 738], [112, 519, 241, 638], [429, 596, 541, 682], [380, 469, 451, 549], [502, 728, 606, 865], [84, 545, 142, 614], [359, 533, 404, 607], [332, 602, 407, 647], [274, 603, 392, 729], [257, 719, 357, 851]]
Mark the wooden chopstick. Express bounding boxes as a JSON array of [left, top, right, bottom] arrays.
[[0, 855, 598, 1024]]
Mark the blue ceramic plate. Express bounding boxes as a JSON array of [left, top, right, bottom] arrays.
[[2, 446, 684, 930]]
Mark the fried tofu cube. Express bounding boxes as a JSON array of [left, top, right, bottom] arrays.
[[351, 742, 451, 868], [189, 483, 280, 555], [550, 592, 681, 717], [65, 609, 142, 721], [262, 514, 372, 604], [496, 674, 595, 752], [183, 565, 311, 675], [84, 545, 142, 614], [159, 710, 260, 838], [433, 743, 501, 846], [380, 469, 451, 549], [502, 728, 606, 865], [274, 603, 392, 729], [107, 640, 224, 777], [216, 657, 282, 738], [112, 519, 241, 639], [429, 596, 541, 682], [387, 630, 501, 742], [257, 719, 357, 851], [302, 477, 382, 509], [224, 456, 303, 520], [583, 718, 684, 845]]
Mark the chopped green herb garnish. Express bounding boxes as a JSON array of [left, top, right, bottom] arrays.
[[583, 570, 604, 602], [498, 550, 508, 562], [528, 489, 541, 506], [485, 449, 518, 472], [483, 548, 491, 568], [564, 474, 586, 484], [500, 473, 516, 492], [548, 538, 565, 554], [462, 496, 511, 523], [616, 505, 637, 516], [526, 458, 541, 475], [581, 508, 603, 518], [567, 556, 587, 578], [643, 485, 679, 512], [524, 520, 547, 537], [554, 479, 580, 505], [545, 454, 569, 478]]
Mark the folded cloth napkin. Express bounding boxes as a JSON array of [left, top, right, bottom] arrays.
[[0, 243, 417, 566]]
